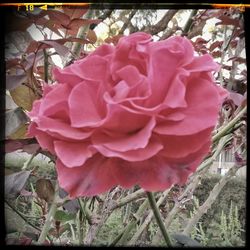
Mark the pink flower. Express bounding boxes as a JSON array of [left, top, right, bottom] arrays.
[[28, 32, 228, 198]]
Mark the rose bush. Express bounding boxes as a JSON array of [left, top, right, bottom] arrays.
[[28, 32, 228, 198]]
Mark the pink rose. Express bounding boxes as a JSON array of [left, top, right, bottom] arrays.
[[28, 32, 228, 198]]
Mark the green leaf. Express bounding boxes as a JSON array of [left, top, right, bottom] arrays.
[[54, 210, 76, 222]]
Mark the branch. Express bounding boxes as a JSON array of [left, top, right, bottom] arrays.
[[144, 10, 178, 35], [183, 164, 244, 235], [128, 189, 170, 246], [119, 9, 137, 35], [64, 8, 94, 66], [111, 188, 146, 210], [183, 10, 198, 35]]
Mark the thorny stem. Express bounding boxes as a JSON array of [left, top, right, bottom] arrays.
[[114, 199, 149, 246], [146, 192, 173, 247], [195, 134, 232, 175], [37, 183, 59, 244], [22, 152, 37, 170], [112, 188, 145, 210], [212, 106, 247, 142], [65, 8, 94, 65]]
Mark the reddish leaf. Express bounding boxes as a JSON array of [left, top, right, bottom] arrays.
[[5, 107, 28, 138], [26, 40, 40, 54], [6, 74, 27, 90], [63, 7, 88, 19], [22, 143, 40, 154], [211, 50, 222, 58], [41, 40, 69, 57], [194, 37, 209, 44], [26, 38, 90, 57], [46, 10, 70, 27], [5, 139, 24, 153], [63, 18, 101, 31], [5, 170, 31, 198], [222, 65, 232, 71], [6, 58, 21, 70], [36, 179, 55, 203], [105, 34, 124, 45], [35, 17, 64, 37], [216, 16, 240, 26], [5, 139, 37, 153], [209, 41, 223, 51], [86, 29, 97, 43]]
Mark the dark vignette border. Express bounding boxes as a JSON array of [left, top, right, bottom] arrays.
[[0, 0, 248, 247]]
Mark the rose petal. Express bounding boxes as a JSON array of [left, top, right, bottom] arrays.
[[92, 117, 156, 152], [154, 76, 221, 135], [28, 123, 55, 154], [53, 66, 82, 86], [56, 155, 118, 197], [94, 136, 163, 161], [112, 152, 206, 191], [54, 140, 96, 168], [36, 116, 92, 140], [39, 83, 71, 117], [159, 128, 213, 159], [70, 55, 108, 81], [69, 81, 107, 127], [185, 54, 220, 72]]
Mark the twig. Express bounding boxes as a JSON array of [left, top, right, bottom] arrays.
[[146, 192, 173, 247], [112, 188, 146, 210]]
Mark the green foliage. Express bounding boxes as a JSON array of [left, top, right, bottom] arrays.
[[191, 174, 246, 232], [93, 210, 125, 246], [191, 202, 245, 247]]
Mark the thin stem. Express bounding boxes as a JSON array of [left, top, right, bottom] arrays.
[[67, 9, 94, 62], [146, 192, 173, 247], [43, 49, 49, 83], [212, 106, 247, 142], [22, 152, 37, 170], [128, 189, 170, 245], [37, 183, 59, 244]]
